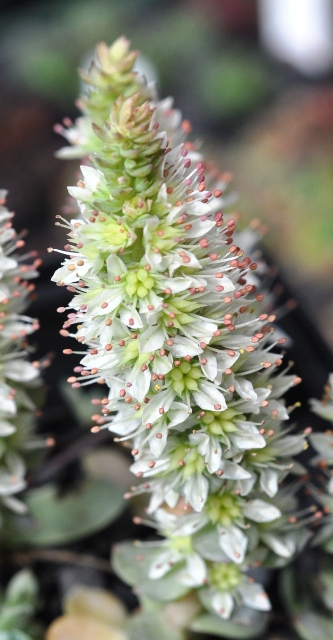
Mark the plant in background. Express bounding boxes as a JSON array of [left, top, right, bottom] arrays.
[[52, 38, 311, 638], [0, 569, 42, 639], [0, 191, 45, 523], [282, 374, 333, 640], [275, 375, 333, 640]]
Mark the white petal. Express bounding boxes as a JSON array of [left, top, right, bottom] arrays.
[[310, 401, 333, 423], [200, 351, 217, 380], [172, 512, 208, 536], [0, 476, 27, 496], [149, 423, 168, 457], [142, 388, 175, 425], [185, 219, 216, 237], [110, 408, 140, 436], [68, 185, 93, 202], [105, 254, 127, 277], [234, 377, 257, 401], [260, 532, 295, 558], [119, 306, 143, 329], [218, 524, 248, 564], [221, 335, 252, 349], [154, 508, 177, 529], [236, 474, 256, 496], [52, 258, 92, 285], [0, 420, 16, 436], [0, 256, 17, 273], [167, 403, 191, 428], [139, 324, 166, 353], [6, 361, 38, 382], [128, 368, 151, 402], [271, 435, 306, 456], [263, 400, 289, 421], [193, 381, 227, 411], [162, 277, 194, 293], [183, 474, 209, 512], [148, 481, 177, 513], [130, 457, 170, 477], [185, 553, 207, 585], [243, 499, 281, 522], [310, 433, 333, 459], [259, 468, 279, 497], [87, 289, 124, 315], [190, 320, 218, 341], [221, 460, 252, 480], [211, 591, 234, 619], [2, 495, 28, 514], [231, 430, 266, 450], [152, 354, 173, 375], [168, 336, 203, 358], [0, 387, 16, 415], [237, 582, 271, 611], [149, 549, 181, 579], [215, 351, 240, 383], [80, 164, 102, 190]]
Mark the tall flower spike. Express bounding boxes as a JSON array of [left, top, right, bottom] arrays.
[[53, 39, 308, 626], [0, 191, 44, 518]]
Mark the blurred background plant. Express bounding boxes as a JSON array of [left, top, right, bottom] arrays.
[[0, 568, 43, 639], [272, 374, 333, 640]]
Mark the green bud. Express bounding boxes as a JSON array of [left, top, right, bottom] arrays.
[[208, 563, 242, 592]]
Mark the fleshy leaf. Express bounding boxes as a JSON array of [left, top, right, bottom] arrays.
[[294, 612, 333, 640], [126, 611, 184, 640], [112, 541, 190, 602], [2, 478, 124, 546], [190, 608, 269, 638], [320, 571, 333, 612]]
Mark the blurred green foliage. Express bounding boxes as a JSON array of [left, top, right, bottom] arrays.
[[0, 570, 43, 639], [2, 0, 274, 124]]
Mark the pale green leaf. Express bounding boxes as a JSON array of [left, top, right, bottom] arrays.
[[324, 535, 333, 554], [294, 612, 333, 640], [0, 605, 34, 631], [3, 479, 124, 546], [5, 571, 37, 607], [112, 541, 158, 586], [126, 611, 184, 640], [112, 542, 190, 602], [190, 609, 269, 638], [278, 566, 307, 615], [320, 571, 333, 611]]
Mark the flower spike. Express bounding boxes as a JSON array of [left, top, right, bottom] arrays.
[[0, 191, 44, 516], [53, 38, 309, 625]]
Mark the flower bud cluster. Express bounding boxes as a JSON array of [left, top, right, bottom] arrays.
[[0, 191, 44, 517], [53, 39, 309, 621]]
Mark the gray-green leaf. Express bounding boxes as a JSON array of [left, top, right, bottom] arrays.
[[190, 609, 269, 638], [2, 478, 124, 546], [294, 612, 333, 640], [112, 542, 190, 602], [127, 611, 184, 640]]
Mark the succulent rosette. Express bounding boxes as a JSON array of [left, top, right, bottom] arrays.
[[53, 38, 309, 626], [0, 191, 44, 517]]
